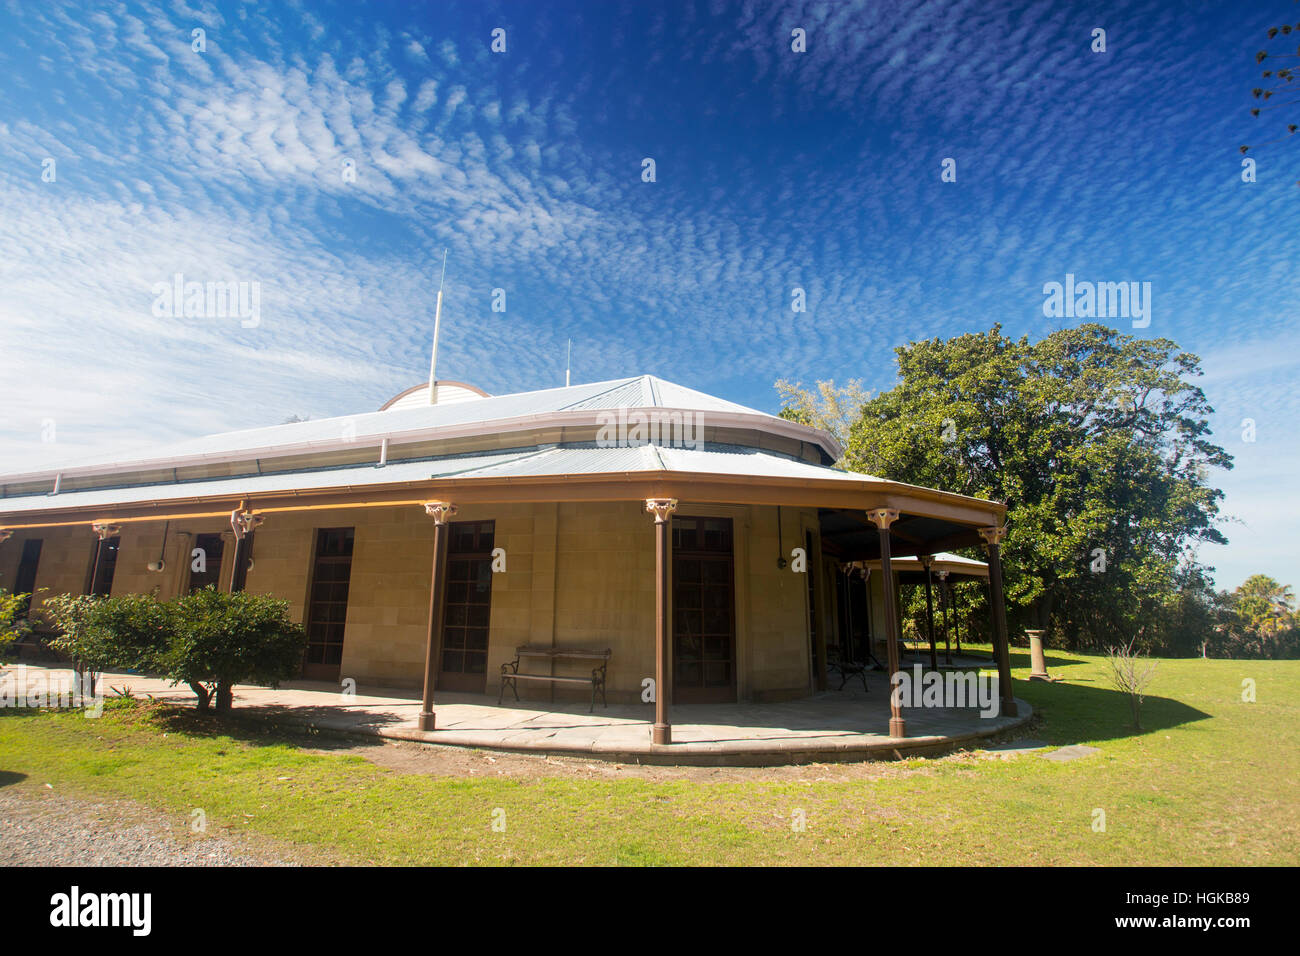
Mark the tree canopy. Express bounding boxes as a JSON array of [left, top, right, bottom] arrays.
[[792, 324, 1236, 651]]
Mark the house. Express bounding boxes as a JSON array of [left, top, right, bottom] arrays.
[[0, 375, 1016, 744]]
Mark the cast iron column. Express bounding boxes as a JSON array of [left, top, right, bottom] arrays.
[[646, 498, 677, 745], [868, 508, 905, 737], [419, 502, 457, 732], [921, 554, 939, 671], [979, 526, 1018, 717], [937, 570, 952, 664]]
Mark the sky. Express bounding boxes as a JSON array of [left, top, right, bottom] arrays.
[[0, 0, 1296, 591]]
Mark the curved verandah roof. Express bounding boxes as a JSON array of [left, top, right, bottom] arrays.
[[0, 372, 1005, 552], [0, 441, 1006, 556]]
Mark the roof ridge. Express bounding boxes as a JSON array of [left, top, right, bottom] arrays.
[[555, 377, 640, 411]]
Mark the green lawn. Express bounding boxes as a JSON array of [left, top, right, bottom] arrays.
[[1, 649, 1296, 865]]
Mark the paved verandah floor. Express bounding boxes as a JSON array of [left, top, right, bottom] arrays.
[[3, 662, 1032, 765]]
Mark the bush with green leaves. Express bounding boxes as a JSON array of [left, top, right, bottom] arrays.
[[0, 587, 31, 663], [42, 588, 306, 713], [166, 587, 307, 713], [42, 593, 115, 694]]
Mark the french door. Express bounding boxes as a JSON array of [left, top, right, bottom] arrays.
[[672, 516, 736, 703], [303, 528, 354, 681], [437, 520, 495, 693]]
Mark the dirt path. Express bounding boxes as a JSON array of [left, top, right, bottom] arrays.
[[0, 786, 310, 867]]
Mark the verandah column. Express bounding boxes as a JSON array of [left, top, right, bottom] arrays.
[[921, 554, 939, 670], [978, 526, 1018, 717], [867, 508, 905, 738], [418, 501, 457, 732], [646, 498, 677, 745], [937, 569, 952, 664]]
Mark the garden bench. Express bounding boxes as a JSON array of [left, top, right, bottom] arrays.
[[827, 646, 871, 692], [498, 645, 611, 711]]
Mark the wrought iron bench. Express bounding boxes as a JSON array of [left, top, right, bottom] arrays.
[[826, 646, 871, 692], [498, 646, 611, 711]]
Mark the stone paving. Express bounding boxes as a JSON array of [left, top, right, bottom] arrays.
[[3, 663, 1032, 765]]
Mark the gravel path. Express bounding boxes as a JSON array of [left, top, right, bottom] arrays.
[[0, 787, 298, 866]]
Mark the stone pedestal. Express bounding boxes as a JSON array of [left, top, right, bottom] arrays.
[[1026, 629, 1051, 681]]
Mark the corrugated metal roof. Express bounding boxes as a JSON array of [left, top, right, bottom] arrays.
[[557, 378, 652, 411], [10, 375, 796, 482], [0, 443, 866, 516]]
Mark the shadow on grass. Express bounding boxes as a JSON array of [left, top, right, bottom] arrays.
[[124, 699, 395, 756], [0, 770, 28, 788], [1015, 677, 1211, 746]]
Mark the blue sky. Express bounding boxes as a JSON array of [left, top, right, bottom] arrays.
[[0, 0, 1296, 591]]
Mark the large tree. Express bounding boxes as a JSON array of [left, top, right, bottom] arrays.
[[836, 324, 1232, 649]]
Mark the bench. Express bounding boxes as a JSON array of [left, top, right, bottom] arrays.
[[498, 646, 611, 711], [826, 646, 871, 693]]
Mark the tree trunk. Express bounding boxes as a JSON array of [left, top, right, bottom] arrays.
[[215, 683, 233, 713], [189, 682, 211, 712]]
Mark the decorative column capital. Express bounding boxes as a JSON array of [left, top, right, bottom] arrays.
[[230, 509, 264, 540], [645, 498, 678, 524], [919, 554, 933, 569], [0, 529, 12, 544], [423, 501, 458, 525], [936, 569, 950, 581], [978, 525, 1007, 547], [867, 508, 899, 530], [91, 521, 122, 540]]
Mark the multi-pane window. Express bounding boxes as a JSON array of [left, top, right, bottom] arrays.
[[188, 533, 225, 592], [672, 517, 735, 702], [14, 539, 42, 615], [89, 536, 120, 597], [303, 528, 354, 678], [439, 520, 495, 690]]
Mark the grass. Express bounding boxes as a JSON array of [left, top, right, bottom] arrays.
[[1, 648, 1297, 865]]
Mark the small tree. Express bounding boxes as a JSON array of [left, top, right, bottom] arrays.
[[166, 587, 306, 712], [43, 594, 115, 697], [1105, 639, 1159, 730]]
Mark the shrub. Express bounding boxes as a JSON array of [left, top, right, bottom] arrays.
[[0, 587, 31, 663], [42, 588, 305, 713], [166, 587, 307, 713], [43, 594, 114, 695]]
